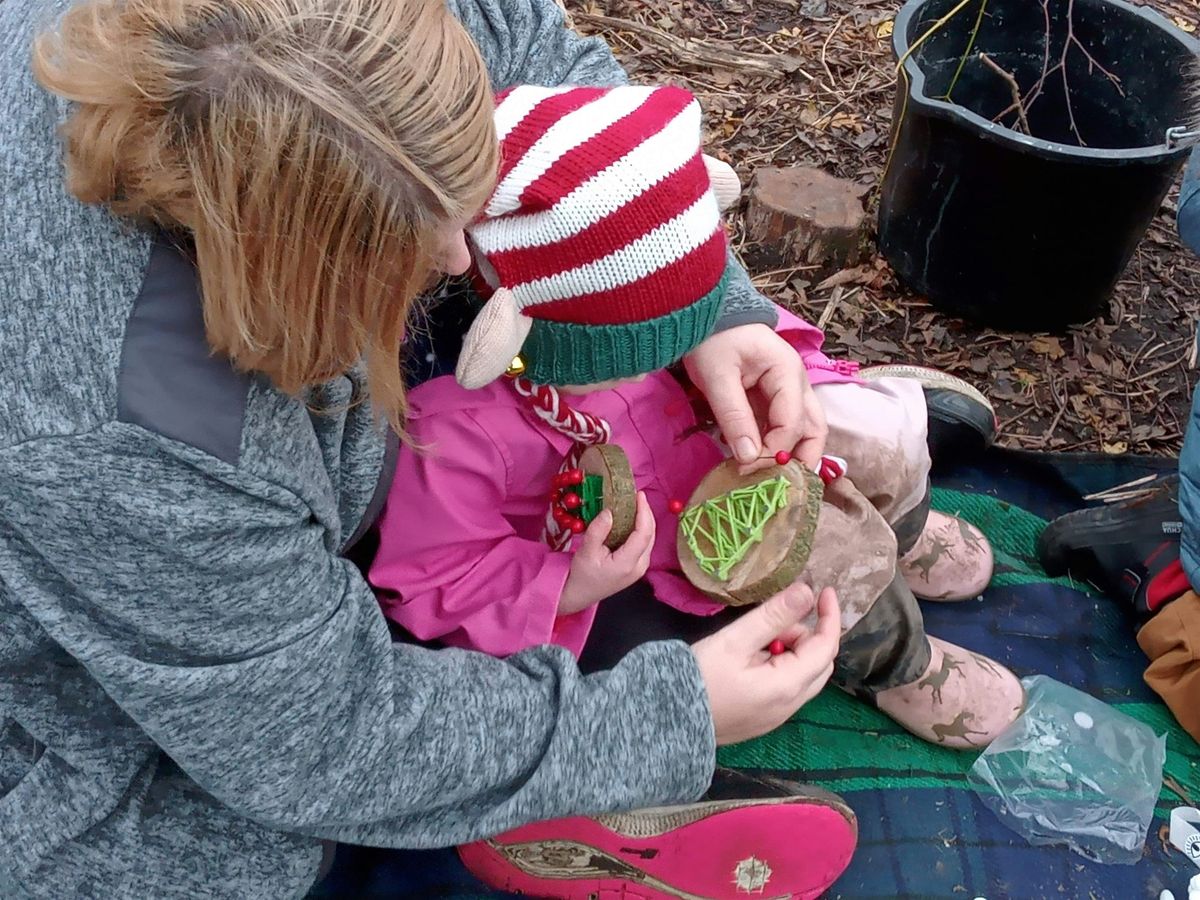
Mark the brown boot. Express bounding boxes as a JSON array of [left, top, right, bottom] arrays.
[[899, 510, 994, 601], [874, 636, 1024, 749]]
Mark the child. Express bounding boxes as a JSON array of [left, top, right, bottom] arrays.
[[371, 84, 1024, 750]]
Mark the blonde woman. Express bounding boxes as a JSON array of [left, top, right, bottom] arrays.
[[0, 0, 864, 898]]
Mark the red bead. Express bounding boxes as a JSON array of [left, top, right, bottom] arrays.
[[563, 492, 581, 510], [774, 450, 792, 466], [566, 468, 584, 485], [550, 488, 563, 502], [553, 507, 570, 524], [569, 518, 586, 534], [767, 639, 786, 656], [667, 499, 685, 515], [551, 474, 567, 489]]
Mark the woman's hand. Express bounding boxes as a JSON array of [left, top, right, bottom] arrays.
[[691, 582, 840, 746], [684, 324, 828, 473], [559, 492, 656, 615]]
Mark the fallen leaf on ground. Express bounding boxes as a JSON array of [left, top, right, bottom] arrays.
[[816, 266, 872, 290], [1030, 336, 1065, 359]]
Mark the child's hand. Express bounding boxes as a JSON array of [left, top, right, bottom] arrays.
[[559, 492, 656, 615]]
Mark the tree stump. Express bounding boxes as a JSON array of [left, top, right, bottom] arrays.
[[745, 166, 867, 274]]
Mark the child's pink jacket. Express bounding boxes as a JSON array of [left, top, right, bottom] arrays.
[[370, 307, 859, 658]]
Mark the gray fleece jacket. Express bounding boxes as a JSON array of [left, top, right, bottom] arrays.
[[0, 0, 779, 897]]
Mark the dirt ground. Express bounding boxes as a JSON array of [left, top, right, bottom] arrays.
[[569, 0, 1200, 456]]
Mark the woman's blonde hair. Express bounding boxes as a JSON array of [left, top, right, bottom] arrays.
[[33, 0, 498, 429]]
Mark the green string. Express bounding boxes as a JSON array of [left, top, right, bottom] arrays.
[[941, 0, 988, 102], [681, 476, 791, 581]]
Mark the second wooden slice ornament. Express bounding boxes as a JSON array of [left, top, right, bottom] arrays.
[[579, 444, 638, 549], [548, 445, 639, 550]]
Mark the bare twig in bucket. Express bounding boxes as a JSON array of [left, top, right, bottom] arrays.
[[988, 0, 1127, 143], [1064, 8, 1125, 95], [1030, 0, 1052, 108], [979, 52, 1031, 134], [1009, 0, 1125, 145], [1061, 55, 1083, 145]]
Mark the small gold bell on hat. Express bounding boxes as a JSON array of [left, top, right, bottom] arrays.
[[504, 354, 527, 378]]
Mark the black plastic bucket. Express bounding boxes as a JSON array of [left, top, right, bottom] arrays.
[[878, 0, 1200, 329]]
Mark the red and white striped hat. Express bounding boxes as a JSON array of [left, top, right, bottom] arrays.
[[456, 84, 741, 389]]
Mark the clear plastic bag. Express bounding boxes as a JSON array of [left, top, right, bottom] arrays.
[[967, 675, 1166, 864]]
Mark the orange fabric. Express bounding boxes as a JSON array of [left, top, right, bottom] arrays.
[[1138, 590, 1200, 743]]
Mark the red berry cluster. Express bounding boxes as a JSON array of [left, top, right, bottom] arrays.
[[550, 468, 587, 535]]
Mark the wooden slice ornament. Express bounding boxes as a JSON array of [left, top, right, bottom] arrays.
[[677, 458, 824, 606], [577, 445, 638, 549]]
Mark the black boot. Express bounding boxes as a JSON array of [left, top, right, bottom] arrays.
[[857, 364, 997, 461], [1037, 476, 1182, 623]]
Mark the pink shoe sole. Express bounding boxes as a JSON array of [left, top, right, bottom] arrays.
[[458, 794, 857, 900]]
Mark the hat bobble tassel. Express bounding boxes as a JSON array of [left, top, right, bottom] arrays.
[[455, 287, 533, 390], [703, 154, 741, 212]]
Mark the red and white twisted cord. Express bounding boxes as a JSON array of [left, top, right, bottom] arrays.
[[511, 377, 614, 549], [510, 377, 612, 445]]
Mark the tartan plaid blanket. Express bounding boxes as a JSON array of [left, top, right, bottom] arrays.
[[313, 449, 1200, 899]]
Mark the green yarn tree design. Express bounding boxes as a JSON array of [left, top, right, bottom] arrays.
[[681, 476, 791, 581]]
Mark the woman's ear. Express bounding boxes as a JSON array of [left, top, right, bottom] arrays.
[[455, 288, 533, 389]]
